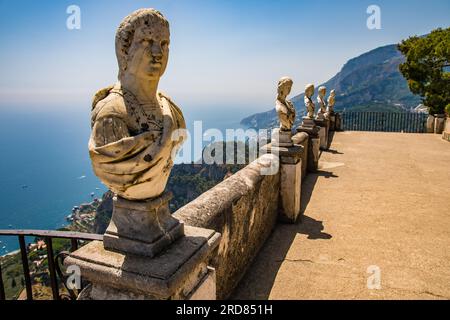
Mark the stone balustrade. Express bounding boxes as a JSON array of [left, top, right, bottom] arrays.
[[174, 154, 280, 299], [172, 117, 339, 299]]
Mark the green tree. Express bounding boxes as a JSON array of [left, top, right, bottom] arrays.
[[398, 28, 450, 114]]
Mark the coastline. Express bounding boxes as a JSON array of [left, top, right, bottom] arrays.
[[0, 249, 20, 258]]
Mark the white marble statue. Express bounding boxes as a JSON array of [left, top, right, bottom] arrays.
[[327, 89, 335, 114], [275, 77, 296, 131], [304, 84, 315, 118], [89, 8, 186, 201], [316, 86, 327, 119]]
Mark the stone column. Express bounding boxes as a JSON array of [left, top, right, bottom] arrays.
[[65, 192, 221, 300], [262, 129, 303, 223], [427, 115, 435, 133], [103, 192, 184, 257], [314, 117, 330, 150], [442, 117, 450, 142], [434, 114, 445, 134], [297, 117, 320, 172], [335, 113, 342, 131], [292, 132, 309, 181], [328, 111, 336, 131]]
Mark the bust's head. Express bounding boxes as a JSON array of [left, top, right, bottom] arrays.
[[318, 86, 326, 97], [277, 77, 293, 99], [305, 84, 315, 98], [116, 8, 170, 82], [330, 89, 336, 97]]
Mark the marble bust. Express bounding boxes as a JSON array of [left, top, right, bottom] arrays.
[[316, 86, 327, 119], [89, 8, 186, 201], [275, 77, 296, 131], [304, 84, 315, 118], [327, 89, 336, 113]]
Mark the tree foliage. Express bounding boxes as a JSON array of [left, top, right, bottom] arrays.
[[398, 28, 450, 114]]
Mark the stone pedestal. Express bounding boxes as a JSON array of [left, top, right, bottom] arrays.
[[328, 112, 336, 131], [271, 128, 293, 147], [65, 191, 221, 300], [426, 115, 435, 133], [65, 226, 220, 300], [335, 113, 342, 131], [297, 117, 320, 173], [104, 192, 184, 258], [292, 132, 309, 181], [261, 143, 303, 223], [314, 118, 329, 150], [434, 114, 445, 134], [442, 118, 450, 142]]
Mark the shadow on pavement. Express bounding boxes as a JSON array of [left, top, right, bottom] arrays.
[[231, 170, 335, 300]]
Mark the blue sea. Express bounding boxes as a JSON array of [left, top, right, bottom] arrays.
[[0, 105, 255, 255]]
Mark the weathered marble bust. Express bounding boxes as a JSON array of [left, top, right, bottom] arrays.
[[275, 77, 296, 131], [316, 86, 327, 119], [327, 89, 336, 113], [304, 84, 315, 118], [89, 8, 186, 201]]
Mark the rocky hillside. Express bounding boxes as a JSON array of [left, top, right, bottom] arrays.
[[241, 44, 422, 129]]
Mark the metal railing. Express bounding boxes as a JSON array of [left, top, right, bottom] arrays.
[[342, 111, 428, 133], [0, 229, 103, 300]]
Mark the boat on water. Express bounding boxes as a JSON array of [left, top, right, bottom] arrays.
[[90, 192, 95, 197]]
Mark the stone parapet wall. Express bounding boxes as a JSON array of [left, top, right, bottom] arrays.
[[174, 154, 280, 299]]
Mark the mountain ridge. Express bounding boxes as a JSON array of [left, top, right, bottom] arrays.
[[241, 44, 422, 129]]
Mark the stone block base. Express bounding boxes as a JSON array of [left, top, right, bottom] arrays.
[[426, 115, 435, 133], [314, 118, 329, 150], [65, 226, 220, 300], [442, 131, 450, 142], [261, 143, 303, 223], [308, 138, 320, 172], [329, 113, 336, 131], [271, 128, 293, 147], [296, 119, 320, 172], [104, 192, 184, 258], [292, 132, 309, 181], [279, 160, 302, 223], [434, 115, 445, 134], [335, 113, 342, 131]]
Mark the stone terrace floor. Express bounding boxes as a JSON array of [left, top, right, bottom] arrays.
[[232, 131, 450, 299]]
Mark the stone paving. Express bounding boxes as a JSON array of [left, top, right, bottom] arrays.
[[233, 132, 450, 299]]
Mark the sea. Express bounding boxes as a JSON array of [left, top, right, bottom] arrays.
[[0, 105, 257, 255]]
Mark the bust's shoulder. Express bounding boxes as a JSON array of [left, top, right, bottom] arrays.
[[91, 85, 127, 123], [275, 99, 288, 112], [158, 92, 183, 116], [158, 91, 186, 129]]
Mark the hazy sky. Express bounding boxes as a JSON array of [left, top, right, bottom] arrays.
[[0, 0, 449, 114]]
